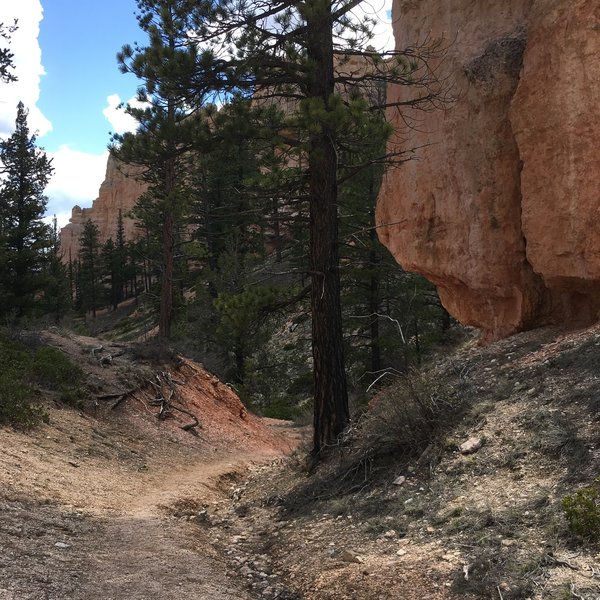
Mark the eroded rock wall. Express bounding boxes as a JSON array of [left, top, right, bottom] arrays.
[[60, 156, 146, 262], [376, 0, 600, 339]]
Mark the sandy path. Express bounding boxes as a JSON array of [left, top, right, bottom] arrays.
[[0, 406, 291, 600]]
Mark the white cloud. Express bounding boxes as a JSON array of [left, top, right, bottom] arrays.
[[0, 0, 52, 137], [351, 0, 394, 52], [45, 145, 108, 227], [102, 93, 146, 135]]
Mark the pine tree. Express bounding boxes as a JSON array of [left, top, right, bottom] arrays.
[[0, 102, 54, 319], [184, 0, 445, 455], [0, 20, 17, 83], [102, 238, 119, 310], [110, 0, 209, 341], [39, 216, 71, 323], [78, 219, 101, 318], [114, 209, 127, 304]]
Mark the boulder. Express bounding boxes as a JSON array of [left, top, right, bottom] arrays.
[[376, 0, 600, 340]]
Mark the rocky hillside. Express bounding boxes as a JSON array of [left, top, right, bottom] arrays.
[[2, 323, 600, 599], [213, 322, 600, 599], [376, 0, 600, 341]]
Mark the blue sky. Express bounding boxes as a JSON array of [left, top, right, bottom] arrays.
[[0, 0, 144, 226], [37, 0, 142, 155], [0, 0, 393, 227]]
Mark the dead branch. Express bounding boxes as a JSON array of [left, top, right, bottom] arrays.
[[96, 389, 137, 400], [95, 388, 138, 410], [544, 554, 580, 571], [144, 371, 200, 433], [111, 395, 126, 410], [99, 354, 112, 368], [171, 403, 201, 434]]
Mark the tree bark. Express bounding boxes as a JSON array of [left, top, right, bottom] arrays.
[[307, 1, 349, 457], [159, 156, 176, 341]]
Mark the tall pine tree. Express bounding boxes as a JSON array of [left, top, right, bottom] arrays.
[[111, 0, 210, 341], [78, 219, 101, 318], [0, 102, 54, 319], [184, 0, 445, 455]]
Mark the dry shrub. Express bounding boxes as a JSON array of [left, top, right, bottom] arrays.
[[359, 369, 465, 459], [321, 368, 466, 493]]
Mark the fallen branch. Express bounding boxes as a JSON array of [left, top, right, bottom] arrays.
[[95, 388, 137, 410], [96, 389, 136, 400], [171, 403, 201, 434], [544, 554, 580, 571], [111, 394, 129, 410], [99, 354, 112, 368], [144, 371, 200, 433]]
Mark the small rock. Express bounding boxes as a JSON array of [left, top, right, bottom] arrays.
[[240, 566, 253, 577], [341, 549, 363, 564], [459, 437, 483, 455], [68, 461, 79, 468], [501, 539, 516, 547], [383, 530, 397, 538], [392, 475, 406, 486], [396, 549, 408, 557], [54, 542, 70, 549]]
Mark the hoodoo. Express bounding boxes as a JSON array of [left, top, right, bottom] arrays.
[[59, 156, 146, 262], [376, 0, 600, 340]]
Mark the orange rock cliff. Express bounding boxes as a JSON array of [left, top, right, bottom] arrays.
[[376, 0, 600, 340], [59, 156, 146, 262]]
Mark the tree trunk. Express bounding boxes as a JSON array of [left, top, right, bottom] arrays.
[[368, 208, 381, 374], [307, 2, 349, 457], [159, 156, 176, 341]]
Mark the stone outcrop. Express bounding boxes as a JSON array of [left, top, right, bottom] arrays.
[[376, 0, 600, 340], [59, 156, 146, 262]]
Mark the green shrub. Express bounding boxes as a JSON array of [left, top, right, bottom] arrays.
[[562, 478, 600, 542], [0, 331, 88, 427], [33, 346, 83, 388], [0, 375, 44, 429], [0, 334, 41, 428]]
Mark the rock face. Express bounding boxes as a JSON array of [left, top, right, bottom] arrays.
[[59, 156, 146, 262], [376, 0, 600, 340]]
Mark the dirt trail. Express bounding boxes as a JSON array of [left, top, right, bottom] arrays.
[[0, 398, 296, 600]]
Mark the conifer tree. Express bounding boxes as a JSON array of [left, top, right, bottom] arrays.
[[110, 0, 210, 341], [42, 216, 71, 323], [0, 102, 54, 319], [184, 0, 445, 455], [102, 238, 119, 310], [0, 20, 17, 83], [114, 209, 127, 304], [78, 219, 101, 318]]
